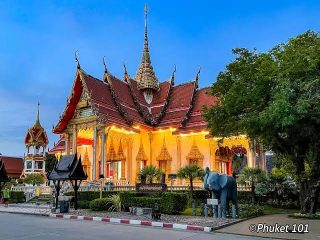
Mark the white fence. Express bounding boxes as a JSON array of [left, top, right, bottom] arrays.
[[11, 183, 251, 194]]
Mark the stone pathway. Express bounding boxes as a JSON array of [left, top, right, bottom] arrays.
[[217, 214, 320, 240]]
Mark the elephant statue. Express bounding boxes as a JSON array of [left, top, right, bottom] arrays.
[[204, 167, 238, 218]]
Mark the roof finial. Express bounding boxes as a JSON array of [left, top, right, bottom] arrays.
[[103, 56, 108, 74], [144, 3, 148, 29], [75, 50, 80, 69], [36, 101, 40, 124], [171, 64, 176, 85], [194, 66, 201, 88], [123, 63, 129, 81]]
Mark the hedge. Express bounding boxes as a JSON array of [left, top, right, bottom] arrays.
[[130, 197, 161, 208], [161, 192, 188, 214], [78, 200, 91, 209], [90, 198, 112, 211], [9, 191, 25, 203], [238, 204, 264, 218], [65, 191, 119, 201]]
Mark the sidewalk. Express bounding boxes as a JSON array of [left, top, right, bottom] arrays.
[[0, 204, 50, 216], [216, 214, 320, 240]]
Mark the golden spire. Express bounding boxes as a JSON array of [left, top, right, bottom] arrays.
[[135, 3, 160, 92]]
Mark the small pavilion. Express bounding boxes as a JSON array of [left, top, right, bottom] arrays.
[[48, 154, 87, 210]]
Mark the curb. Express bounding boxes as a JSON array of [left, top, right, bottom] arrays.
[[49, 213, 213, 232], [0, 209, 49, 217]]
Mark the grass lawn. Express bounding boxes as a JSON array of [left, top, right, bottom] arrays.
[[181, 207, 202, 216], [182, 205, 300, 218], [262, 205, 299, 215]]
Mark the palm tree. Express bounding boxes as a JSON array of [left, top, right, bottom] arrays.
[[238, 167, 265, 203], [177, 164, 205, 198], [137, 165, 162, 184]]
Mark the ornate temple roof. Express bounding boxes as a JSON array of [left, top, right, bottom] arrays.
[[52, 6, 216, 134], [25, 103, 49, 147]]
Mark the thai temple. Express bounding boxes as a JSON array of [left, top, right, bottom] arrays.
[[49, 6, 266, 184], [24, 103, 48, 176]]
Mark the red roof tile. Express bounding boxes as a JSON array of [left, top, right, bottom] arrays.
[[0, 156, 24, 178], [53, 69, 216, 133]]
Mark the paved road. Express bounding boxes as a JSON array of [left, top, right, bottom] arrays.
[[0, 213, 268, 240]]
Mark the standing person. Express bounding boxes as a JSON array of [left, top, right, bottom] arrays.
[[2, 187, 10, 207]]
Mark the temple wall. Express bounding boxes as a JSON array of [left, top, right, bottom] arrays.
[[64, 124, 251, 183]]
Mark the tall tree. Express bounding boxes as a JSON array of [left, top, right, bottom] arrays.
[[238, 167, 265, 203], [177, 164, 205, 198], [204, 31, 320, 214]]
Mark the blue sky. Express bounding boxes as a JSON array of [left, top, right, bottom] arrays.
[[0, 0, 319, 156]]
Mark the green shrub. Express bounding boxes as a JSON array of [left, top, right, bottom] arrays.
[[9, 191, 25, 203], [238, 204, 264, 218], [131, 197, 161, 208], [110, 194, 121, 211], [119, 191, 141, 211], [192, 190, 209, 201], [89, 198, 112, 211], [64, 191, 119, 201], [161, 192, 188, 214], [237, 191, 252, 204], [77, 200, 90, 209]]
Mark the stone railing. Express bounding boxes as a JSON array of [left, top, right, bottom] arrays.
[[237, 183, 252, 192], [11, 185, 53, 194]]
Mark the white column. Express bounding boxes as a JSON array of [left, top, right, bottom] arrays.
[[100, 132, 106, 178], [72, 125, 77, 154], [65, 133, 70, 155], [92, 127, 98, 180], [32, 160, 35, 173]]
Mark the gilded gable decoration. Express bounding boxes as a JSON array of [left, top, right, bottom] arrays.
[[187, 139, 204, 166], [156, 137, 172, 162], [136, 138, 148, 162], [117, 140, 126, 161], [107, 138, 117, 161]]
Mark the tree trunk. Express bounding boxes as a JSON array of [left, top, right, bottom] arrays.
[[190, 177, 194, 199], [251, 183, 256, 204], [299, 179, 320, 214]]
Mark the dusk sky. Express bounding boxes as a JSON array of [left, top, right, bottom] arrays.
[[0, 0, 319, 156]]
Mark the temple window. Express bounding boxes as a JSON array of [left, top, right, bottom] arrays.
[[136, 138, 148, 174], [106, 138, 126, 181], [26, 161, 32, 169], [156, 137, 172, 176], [215, 146, 232, 175]]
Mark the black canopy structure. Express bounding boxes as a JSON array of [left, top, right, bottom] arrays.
[[48, 154, 87, 210], [0, 160, 10, 197]]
